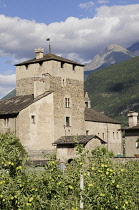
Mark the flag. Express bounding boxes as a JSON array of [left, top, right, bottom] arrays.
[[47, 38, 50, 41]]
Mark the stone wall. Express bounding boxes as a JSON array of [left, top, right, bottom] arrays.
[[125, 136, 139, 157], [0, 115, 17, 134], [50, 76, 85, 141], [85, 121, 122, 155], [17, 93, 55, 152], [16, 60, 83, 96]]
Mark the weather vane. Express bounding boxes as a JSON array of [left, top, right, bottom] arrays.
[[46, 38, 51, 53]]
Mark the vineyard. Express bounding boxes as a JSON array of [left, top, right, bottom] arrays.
[[0, 132, 139, 209]]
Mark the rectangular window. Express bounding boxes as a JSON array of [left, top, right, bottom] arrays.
[[31, 115, 35, 124], [86, 130, 89, 135], [66, 116, 70, 127], [85, 102, 88, 108], [102, 133, 105, 139], [136, 142, 139, 148], [4, 118, 9, 127], [65, 98, 70, 108], [117, 132, 119, 139]]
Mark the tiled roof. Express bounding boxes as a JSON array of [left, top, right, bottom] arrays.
[[122, 124, 139, 130], [0, 92, 51, 115], [53, 135, 106, 145], [15, 53, 84, 67], [84, 108, 120, 124]]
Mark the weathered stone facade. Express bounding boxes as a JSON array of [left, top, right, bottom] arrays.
[[0, 50, 122, 160], [85, 121, 122, 155], [122, 111, 139, 157]]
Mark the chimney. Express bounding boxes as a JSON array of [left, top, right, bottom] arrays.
[[34, 77, 45, 98], [35, 48, 44, 59], [127, 111, 138, 127]]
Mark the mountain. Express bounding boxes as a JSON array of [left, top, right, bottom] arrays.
[[85, 56, 139, 126], [127, 41, 139, 56], [84, 44, 134, 72], [1, 89, 16, 100]]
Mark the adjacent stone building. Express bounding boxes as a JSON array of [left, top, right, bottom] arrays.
[[122, 111, 139, 157], [0, 49, 122, 160]]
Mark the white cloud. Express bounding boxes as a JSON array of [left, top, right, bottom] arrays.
[[97, 0, 109, 4], [0, 4, 139, 64], [1, 4, 139, 97], [0, 74, 16, 99], [79, 1, 95, 9]]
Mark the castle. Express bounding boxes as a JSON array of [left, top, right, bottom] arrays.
[[0, 48, 122, 160]]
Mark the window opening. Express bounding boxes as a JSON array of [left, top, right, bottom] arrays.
[[86, 130, 89, 135], [65, 98, 70, 108], [66, 116, 70, 127], [85, 102, 88, 108], [4, 118, 9, 127], [117, 132, 119, 139], [31, 115, 35, 124]]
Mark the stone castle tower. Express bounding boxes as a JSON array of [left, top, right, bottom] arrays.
[[15, 48, 85, 142]]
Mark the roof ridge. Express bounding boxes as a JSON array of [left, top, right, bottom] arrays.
[[15, 52, 84, 66]]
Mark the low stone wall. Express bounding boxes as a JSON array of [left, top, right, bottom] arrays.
[[112, 157, 139, 163]]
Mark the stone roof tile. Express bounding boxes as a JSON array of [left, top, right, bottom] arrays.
[[53, 135, 106, 145], [85, 108, 120, 124], [0, 92, 51, 115], [15, 53, 84, 67]]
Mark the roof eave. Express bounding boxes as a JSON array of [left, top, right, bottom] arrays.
[[85, 119, 120, 124], [15, 58, 84, 67]]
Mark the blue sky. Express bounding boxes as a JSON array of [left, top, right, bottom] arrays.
[[0, 0, 139, 98]]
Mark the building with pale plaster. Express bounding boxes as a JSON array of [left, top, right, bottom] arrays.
[[0, 49, 122, 160], [122, 111, 139, 157]]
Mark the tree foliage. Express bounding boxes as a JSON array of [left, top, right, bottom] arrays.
[[85, 56, 139, 126], [0, 133, 139, 209]]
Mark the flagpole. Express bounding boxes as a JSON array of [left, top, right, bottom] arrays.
[[46, 38, 51, 53]]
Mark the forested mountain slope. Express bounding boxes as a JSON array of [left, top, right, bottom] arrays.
[[85, 56, 139, 125]]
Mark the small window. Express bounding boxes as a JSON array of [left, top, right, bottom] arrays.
[[25, 64, 28, 70], [31, 115, 35, 124], [66, 116, 70, 127], [85, 102, 88, 108], [136, 142, 139, 148], [61, 78, 66, 87], [65, 98, 70, 108], [4, 118, 9, 127], [102, 133, 105, 139], [117, 132, 119, 139], [86, 130, 89, 135], [61, 62, 64, 68], [113, 132, 115, 139], [136, 138, 139, 148]]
